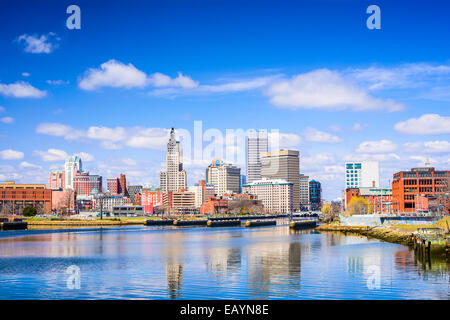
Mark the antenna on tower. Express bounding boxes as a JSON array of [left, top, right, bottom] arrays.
[[425, 157, 431, 167]]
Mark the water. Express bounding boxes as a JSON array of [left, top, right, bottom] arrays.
[[0, 225, 448, 299]]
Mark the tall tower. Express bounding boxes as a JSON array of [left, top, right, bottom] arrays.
[[64, 156, 82, 190], [159, 128, 187, 192], [261, 149, 300, 211], [246, 130, 268, 184]]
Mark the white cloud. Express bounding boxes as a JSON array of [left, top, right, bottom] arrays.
[[265, 69, 404, 112], [86, 126, 126, 141], [303, 127, 342, 143], [394, 114, 450, 135], [79, 59, 148, 90], [403, 141, 450, 153], [344, 153, 401, 162], [33, 149, 68, 162], [0, 149, 24, 160], [0, 117, 14, 124], [350, 63, 450, 90], [351, 123, 368, 131], [148, 72, 198, 89], [269, 132, 301, 149], [0, 81, 47, 98], [46, 80, 69, 85], [77, 152, 95, 162], [22, 72, 30, 77], [36, 123, 81, 140], [16, 33, 59, 54], [19, 161, 41, 169], [125, 128, 169, 149], [356, 140, 397, 153]]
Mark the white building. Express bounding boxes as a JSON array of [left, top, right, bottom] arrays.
[[187, 183, 215, 207], [345, 161, 379, 189], [246, 130, 268, 184], [64, 156, 82, 190], [243, 178, 293, 214], [159, 128, 187, 192], [299, 174, 310, 210], [206, 159, 241, 196]]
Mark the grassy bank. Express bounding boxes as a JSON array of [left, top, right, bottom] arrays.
[[25, 217, 148, 226]]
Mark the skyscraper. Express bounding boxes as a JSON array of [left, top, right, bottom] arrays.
[[261, 149, 300, 211], [159, 128, 187, 192], [64, 156, 82, 190], [299, 174, 310, 211], [309, 180, 322, 211], [48, 170, 65, 190], [206, 159, 241, 196], [246, 130, 268, 184], [345, 161, 379, 189]]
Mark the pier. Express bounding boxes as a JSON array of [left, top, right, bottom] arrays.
[[207, 219, 241, 227], [173, 219, 208, 226], [146, 219, 175, 226], [289, 219, 317, 229], [245, 220, 277, 227]]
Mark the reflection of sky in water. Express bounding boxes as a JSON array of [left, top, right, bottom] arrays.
[[0, 226, 448, 299]]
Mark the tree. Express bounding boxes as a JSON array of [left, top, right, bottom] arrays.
[[0, 202, 13, 215], [347, 197, 371, 216], [23, 206, 38, 217], [322, 205, 331, 216]]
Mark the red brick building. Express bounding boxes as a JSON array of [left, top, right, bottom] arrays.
[[0, 181, 52, 214], [73, 172, 102, 196], [345, 187, 392, 214], [141, 187, 163, 214], [392, 167, 449, 214]]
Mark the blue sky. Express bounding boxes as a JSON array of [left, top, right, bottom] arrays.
[[0, 0, 449, 200]]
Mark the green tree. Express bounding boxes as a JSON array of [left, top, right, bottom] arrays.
[[22, 206, 38, 217]]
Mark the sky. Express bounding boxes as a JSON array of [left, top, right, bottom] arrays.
[[0, 0, 449, 200]]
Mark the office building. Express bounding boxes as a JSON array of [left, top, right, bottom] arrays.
[[309, 180, 322, 211], [345, 161, 379, 189], [206, 159, 241, 196], [243, 178, 293, 214], [127, 185, 143, 204], [0, 181, 52, 214], [159, 128, 187, 192], [246, 130, 268, 184], [299, 174, 310, 211], [48, 170, 65, 190], [64, 156, 82, 189], [141, 187, 163, 214], [392, 166, 449, 214], [73, 172, 102, 196], [261, 149, 300, 211], [188, 180, 215, 207]]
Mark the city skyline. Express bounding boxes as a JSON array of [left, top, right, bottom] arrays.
[[0, 1, 449, 200]]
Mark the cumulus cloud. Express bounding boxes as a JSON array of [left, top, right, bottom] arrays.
[[0, 81, 47, 98], [394, 114, 450, 135], [22, 72, 30, 77], [33, 149, 68, 162], [265, 69, 404, 112], [79, 60, 148, 90], [77, 152, 95, 162], [356, 140, 397, 153], [0, 149, 24, 160], [19, 161, 41, 169], [268, 132, 301, 149], [0, 117, 14, 124], [403, 141, 450, 153], [36, 123, 83, 140], [148, 72, 198, 89], [16, 32, 59, 54], [303, 127, 342, 143]]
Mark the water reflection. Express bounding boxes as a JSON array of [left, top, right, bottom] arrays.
[[0, 226, 448, 299]]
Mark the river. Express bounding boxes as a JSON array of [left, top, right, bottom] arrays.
[[0, 225, 448, 299]]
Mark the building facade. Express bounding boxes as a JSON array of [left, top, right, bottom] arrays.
[[261, 149, 300, 211], [73, 172, 102, 196], [246, 130, 268, 184], [127, 185, 143, 204], [243, 178, 293, 214], [187, 180, 215, 208], [141, 187, 163, 214], [392, 167, 449, 214], [159, 128, 187, 192], [309, 180, 322, 211], [0, 181, 52, 214], [299, 174, 310, 211], [64, 156, 82, 189], [163, 190, 196, 214], [48, 170, 65, 190], [345, 187, 392, 214], [345, 161, 379, 189], [206, 159, 241, 196]]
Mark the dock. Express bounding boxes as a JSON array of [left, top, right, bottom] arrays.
[[289, 219, 317, 229], [173, 219, 208, 226], [146, 219, 175, 226], [0, 221, 28, 230], [245, 220, 276, 227], [207, 219, 241, 227]]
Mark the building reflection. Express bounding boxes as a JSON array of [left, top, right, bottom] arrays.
[[206, 247, 241, 279], [162, 231, 185, 299]]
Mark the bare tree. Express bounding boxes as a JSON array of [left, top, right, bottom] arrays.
[[1, 202, 13, 216]]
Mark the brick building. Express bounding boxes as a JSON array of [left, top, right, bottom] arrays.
[[345, 187, 392, 214], [73, 172, 102, 196], [0, 181, 52, 214], [392, 167, 449, 214]]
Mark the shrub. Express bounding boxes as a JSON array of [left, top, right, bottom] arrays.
[[22, 206, 38, 217]]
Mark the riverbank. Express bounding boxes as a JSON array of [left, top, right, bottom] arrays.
[[316, 217, 450, 258]]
